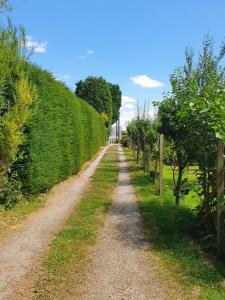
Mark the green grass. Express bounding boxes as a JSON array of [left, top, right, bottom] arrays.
[[163, 164, 200, 209], [124, 148, 225, 300], [0, 196, 44, 239], [34, 146, 119, 299]]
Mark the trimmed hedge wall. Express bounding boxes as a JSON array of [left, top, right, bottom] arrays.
[[19, 64, 106, 194]]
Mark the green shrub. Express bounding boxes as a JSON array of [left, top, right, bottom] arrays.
[[121, 131, 129, 147], [16, 64, 106, 194], [0, 174, 23, 208]]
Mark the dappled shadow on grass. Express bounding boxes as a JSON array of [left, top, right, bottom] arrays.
[[126, 157, 225, 294]]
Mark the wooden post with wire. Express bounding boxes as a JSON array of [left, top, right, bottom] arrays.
[[159, 133, 164, 196], [217, 139, 224, 259]]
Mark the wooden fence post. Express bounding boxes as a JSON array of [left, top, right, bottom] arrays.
[[160, 134, 164, 196], [217, 139, 225, 259]]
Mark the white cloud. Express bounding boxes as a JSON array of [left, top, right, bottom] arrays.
[[26, 35, 47, 53], [119, 95, 158, 130], [54, 73, 71, 82], [86, 49, 94, 55], [62, 74, 70, 80], [121, 95, 136, 111], [130, 74, 164, 88], [120, 95, 137, 130], [122, 95, 136, 104]]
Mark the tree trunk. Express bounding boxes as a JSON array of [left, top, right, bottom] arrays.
[[137, 148, 140, 164], [217, 139, 224, 259], [154, 160, 158, 183], [159, 134, 164, 196], [175, 165, 183, 205]]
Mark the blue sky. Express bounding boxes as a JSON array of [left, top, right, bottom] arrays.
[[2, 0, 225, 127]]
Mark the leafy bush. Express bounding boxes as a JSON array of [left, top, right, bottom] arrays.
[[121, 131, 128, 147], [0, 21, 36, 206], [16, 64, 106, 194], [0, 174, 23, 208]]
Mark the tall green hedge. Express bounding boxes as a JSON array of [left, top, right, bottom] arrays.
[[18, 64, 106, 194]]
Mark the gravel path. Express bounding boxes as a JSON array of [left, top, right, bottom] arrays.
[[81, 146, 165, 300], [0, 146, 108, 300]]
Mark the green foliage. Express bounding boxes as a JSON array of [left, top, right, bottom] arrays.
[[108, 83, 122, 124], [156, 37, 225, 210], [0, 174, 23, 208], [121, 131, 129, 147], [0, 21, 106, 204], [16, 65, 106, 194], [75, 76, 113, 127], [127, 107, 158, 171], [155, 37, 225, 255], [0, 21, 36, 206]]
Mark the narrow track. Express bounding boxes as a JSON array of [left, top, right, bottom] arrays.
[[81, 146, 164, 300], [0, 146, 108, 300]]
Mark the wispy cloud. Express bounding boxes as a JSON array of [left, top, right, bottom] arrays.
[[86, 49, 94, 55], [120, 96, 137, 129], [54, 73, 71, 82], [78, 49, 95, 59], [130, 74, 164, 88], [119, 96, 157, 130], [26, 35, 47, 53]]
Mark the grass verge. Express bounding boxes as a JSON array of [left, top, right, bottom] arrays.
[[124, 148, 225, 300], [34, 146, 119, 299]]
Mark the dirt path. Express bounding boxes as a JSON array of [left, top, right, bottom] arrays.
[[80, 146, 165, 300], [0, 146, 108, 300]]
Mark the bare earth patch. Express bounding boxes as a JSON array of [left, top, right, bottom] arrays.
[[0, 146, 108, 300], [79, 146, 165, 300]]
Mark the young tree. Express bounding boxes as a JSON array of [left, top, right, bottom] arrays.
[[183, 38, 225, 256], [157, 88, 193, 205], [179, 39, 225, 233], [127, 107, 158, 172]]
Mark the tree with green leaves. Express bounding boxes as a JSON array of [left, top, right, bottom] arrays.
[[75, 76, 113, 127], [157, 36, 225, 257], [108, 83, 122, 124], [180, 38, 225, 257], [127, 106, 158, 173], [157, 80, 194, 205]]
